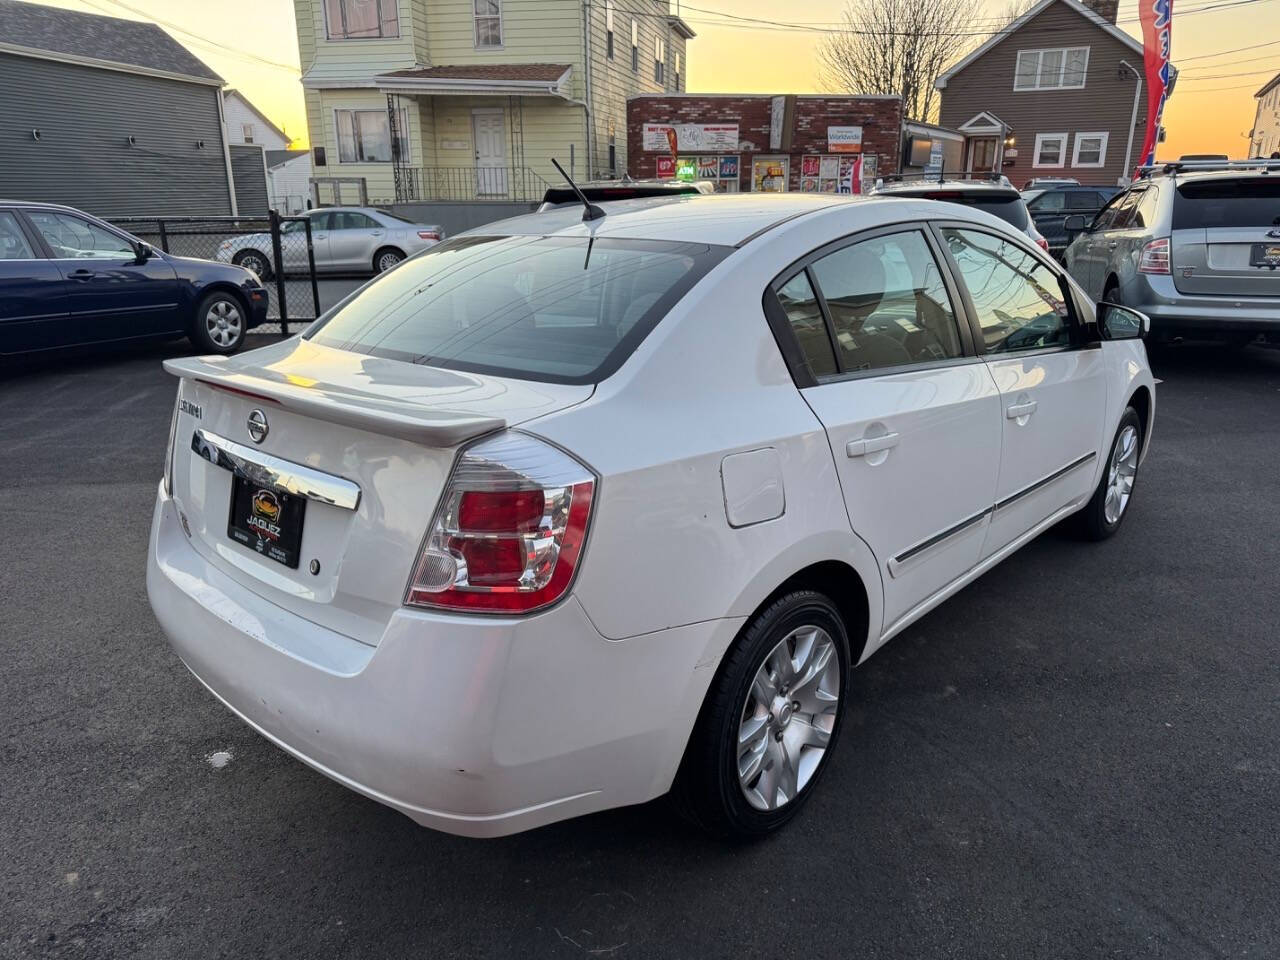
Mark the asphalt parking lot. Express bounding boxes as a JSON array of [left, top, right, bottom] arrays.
[[3, 338, 1279, 959]]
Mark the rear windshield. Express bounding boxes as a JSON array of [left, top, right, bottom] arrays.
[[1173, 178, 1280, 229], [540, 186, 699, 207], [307, 235, 729, 384], [374, 208, 417, 224], [916, 191, 1030, 230]]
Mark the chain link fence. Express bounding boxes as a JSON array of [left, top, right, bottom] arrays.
[[109, 213, 321, 335]]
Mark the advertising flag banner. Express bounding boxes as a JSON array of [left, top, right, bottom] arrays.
[[1138, 0, 1173, 171]]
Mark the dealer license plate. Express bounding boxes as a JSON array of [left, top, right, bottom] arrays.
[[227, 475, 306, 568], [1250, 244, 1280, 268]]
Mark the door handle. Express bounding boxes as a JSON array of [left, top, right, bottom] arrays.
[[1006, 400, 1038, 419], [67, 269, 95, 280], [1107, 240, 1118, 250], [846, 432, 900, 458]]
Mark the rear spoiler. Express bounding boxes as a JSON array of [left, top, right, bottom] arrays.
[[163, 356, 505, 447]]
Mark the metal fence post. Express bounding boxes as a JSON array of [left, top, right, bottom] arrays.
[[304, 218, 320, 322], [156, 220, 169, 253], [269, 209, 289, 337]]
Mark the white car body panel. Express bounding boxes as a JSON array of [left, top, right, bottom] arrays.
[[149, 193, 1156, 836]]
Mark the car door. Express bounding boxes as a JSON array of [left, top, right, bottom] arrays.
[[770, 225, 1003, 630], [1077, 190, 1139, 297], [1027, 188, 1068, 252], [935, 224, 1108, 560], [24, 209, 181, 345], [305, 210, 336, 271], [0, 209, 69, 355], [327, 211, 380, 271]]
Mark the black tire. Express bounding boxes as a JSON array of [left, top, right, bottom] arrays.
[[373, 246, 405, 274], [189, 290, 248, 355], [672, 590, 851, 838], [1076, 405, 1142, 541], [232, 249, 273, 281]]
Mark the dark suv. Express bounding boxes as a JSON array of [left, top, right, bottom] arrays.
[[1023, 184, 1120, 258]]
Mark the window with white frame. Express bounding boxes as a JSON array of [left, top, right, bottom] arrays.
[[1072, 131, 1108, 168], [654, 36, 665, 83], [241, 123, 255, 143], [474, 0, 502, 47], [674, 51, 681, 91], [324, 0, 399, 39], [335, 108, 409, 163], [605, 1, 614, 59], [1033, 132, 1068, 167], [1014, 47, 1089, 90], [631, 20, 639, 72]]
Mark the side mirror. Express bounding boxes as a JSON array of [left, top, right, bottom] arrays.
[[133, 240, 154, 262], [1063, 214, 1089, 235], [1098, 302, 1150, 340]]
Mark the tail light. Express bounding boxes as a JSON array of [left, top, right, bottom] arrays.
[[405, 432, 596, 614], [417, 230, 442, 242], [1139, 237, 1171, 274]]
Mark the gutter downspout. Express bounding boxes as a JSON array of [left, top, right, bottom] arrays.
[[582, 0, 595, 179], [1120, 59, 1143, 184], [216, 87, 239, 216]]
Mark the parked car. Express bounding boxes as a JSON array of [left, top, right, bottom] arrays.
[[537, 179, 714, 211], [1023, 184, 1121, 258], [216, 207, 444, 278], [873, 175, 1051, 251], [1063, 159, 1280, 342], [150, 193, 1154, 839], [0, 200, 267, 356]]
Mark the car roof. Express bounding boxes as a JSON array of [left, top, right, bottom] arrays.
[[875, 180, 1020, 198], [464, 192, 1021, 247]]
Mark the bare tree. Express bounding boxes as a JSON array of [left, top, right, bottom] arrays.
[[817, 0, 984, 122]]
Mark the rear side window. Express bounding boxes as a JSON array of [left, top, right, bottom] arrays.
[[307, 235, 728, 384], [1095, 190, 1138, 230], [806, 230, 963, 373], [1131, 187, 1161, 229], [1173, 178, 1280, 229], [776, 272, 836, 377], [1029, 191, 1066, 212]]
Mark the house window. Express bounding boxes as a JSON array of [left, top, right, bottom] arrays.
[[605, 1, 614, 59], [608, 135, 617, 173], [475, 0, 502, 47], [324, 0, 399, 39], [1072, 131, 1109, 168], [631, 20, 639, 73], [242, 123, 255, 143], [1014, 47, 1089, 90], [674, 51, 681, 91], [335, 108, 409, 163], [654, 37, 665, 83], [1033, 132, 1068, 168]]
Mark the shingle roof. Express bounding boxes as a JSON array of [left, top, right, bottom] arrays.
[[266, 149, 310, 168], [1256, 71, 1280, 99], [379, 63, 571, 83], [0, 0, 221, 84]]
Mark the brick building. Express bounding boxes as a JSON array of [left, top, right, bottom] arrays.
[[626, 94, 904, 193]]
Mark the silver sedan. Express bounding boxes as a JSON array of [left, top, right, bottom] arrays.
[[216, 207, 444, 278]]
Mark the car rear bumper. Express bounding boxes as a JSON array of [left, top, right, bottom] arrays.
[[146, 484, 736, 837], [1123, 274, 1280, 334]]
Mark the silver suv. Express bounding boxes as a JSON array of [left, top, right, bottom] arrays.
[[1063, 160, 1280, 343]]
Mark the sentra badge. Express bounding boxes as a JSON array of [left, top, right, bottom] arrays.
[[248, 489, 283, 540], [180, 399, 202, 419]]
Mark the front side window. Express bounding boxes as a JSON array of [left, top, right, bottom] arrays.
[[325, 0, 399, 39], [1033, 133, 1067, 168], [1014, 47, 1089, 90], [308, 235, 729, 383], [27, 212, 135, 259], [474, 0, 502, 47], [807, 230, 964, 373], [942, 228, 1070, 354], [0, 212, 35, 259], [1072, 132, 1108, 168], [336, 108, 409, 163], [1029, 190, 1066, 212]]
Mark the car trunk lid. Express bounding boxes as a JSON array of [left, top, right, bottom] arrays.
[[1171, 176, 1280, 297], [164, 337, 592, 646]]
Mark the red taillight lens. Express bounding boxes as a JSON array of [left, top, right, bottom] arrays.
[[1139, 237, 1171, 274], [406, 433, 596, 614], [418, 230, 442, 241]]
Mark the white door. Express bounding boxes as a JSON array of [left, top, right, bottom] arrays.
[[774, 227, 1003, 630], [937, 225, 1109, 557], [472, 110, 508, 197]]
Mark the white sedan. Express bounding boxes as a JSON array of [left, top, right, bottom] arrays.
[[215, 206, 443, 278], [149, 193, 1154, 838]]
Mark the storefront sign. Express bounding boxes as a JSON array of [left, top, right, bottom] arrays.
[[719, 155, 739, 179], [676, 157, 699, 182], [643, 123, 739, 152], [827, 126, 863, 154], [698, 156, 720, 178], [656, 156, 676, 179]]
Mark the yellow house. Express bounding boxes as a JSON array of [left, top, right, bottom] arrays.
[[295, 0, 694, 204]]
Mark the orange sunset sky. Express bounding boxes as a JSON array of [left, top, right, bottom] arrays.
[[34, 0, 1279, 161]]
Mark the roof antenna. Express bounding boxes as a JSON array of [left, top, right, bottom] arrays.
[[551, 157, 605, 222]]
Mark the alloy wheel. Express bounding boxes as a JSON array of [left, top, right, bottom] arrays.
[[205, 299, 243, 349], [1104, 424, 1139, 524], [377, 251, 402, 272], [737, 625, 841, 811]]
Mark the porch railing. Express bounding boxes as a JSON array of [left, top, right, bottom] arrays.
[[394, 166, 552, 203]]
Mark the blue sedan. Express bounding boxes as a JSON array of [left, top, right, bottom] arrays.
[[0, 201, 269, 357]]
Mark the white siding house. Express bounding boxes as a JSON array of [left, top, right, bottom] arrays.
[[222, 89, 292, 148]]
